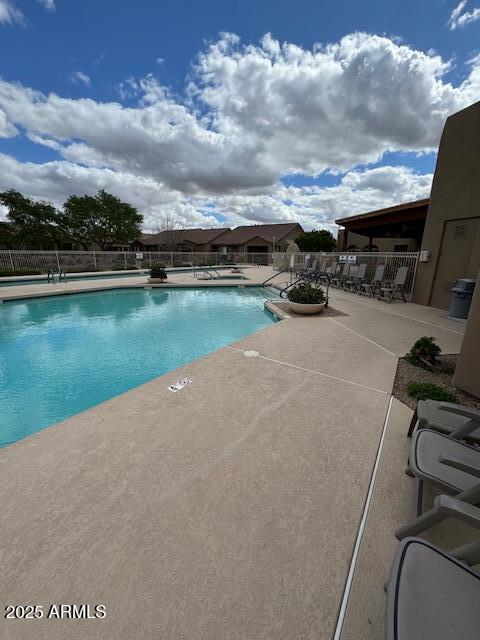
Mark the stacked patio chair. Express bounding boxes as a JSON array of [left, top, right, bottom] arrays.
[[407, 400, 480, 442], [402, 402, 480, 516], [360, 264, 385, 297], [385, 509, 480, 640], [345, 263, 367, 293], [384, 401, 480, 638], [400, 424, 480, 519], [377, 266, 409, 303]]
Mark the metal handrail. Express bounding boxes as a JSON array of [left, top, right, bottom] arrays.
[[194, 265, 222, 279], [278, 271, 330, 305], [262, 269, 289, 286]]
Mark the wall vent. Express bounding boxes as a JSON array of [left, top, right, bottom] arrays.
[[454, 224, 467, 239]]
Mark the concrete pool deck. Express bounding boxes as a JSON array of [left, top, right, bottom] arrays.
[[0, 265, 282, 301], [0, 274, 471, 639]]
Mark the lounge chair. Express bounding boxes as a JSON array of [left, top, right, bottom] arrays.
[[400, 428, 480, 521], [331, 262, 350, 288], [407, 400, 480, 443], [377, 266, 408, 302], [345, 263, 367, 292], [294, 257, 316, 278], [343, 265, 358, 290], [318, 262, 335, 286], [386, 530, 480, 640], [360, 264, 385, 297]]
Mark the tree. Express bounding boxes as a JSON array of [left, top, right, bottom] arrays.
[[58, 190, 143, 250], [295, 229, 337, 252], [153, 214, 184, 251], [0, 190, 62, 249]]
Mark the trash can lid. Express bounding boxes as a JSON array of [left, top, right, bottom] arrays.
[[452, 278, 476, 293]]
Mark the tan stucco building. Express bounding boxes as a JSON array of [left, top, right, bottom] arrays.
[[336, 101, 480, 398], [336, 102, 480, 311], [413, 102, 480, 309]]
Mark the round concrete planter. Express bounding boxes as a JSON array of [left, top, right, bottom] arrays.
[[288, 301, 326, 315], [148, 277, 167, 284]]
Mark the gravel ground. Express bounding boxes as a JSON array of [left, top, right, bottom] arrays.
[[392, 354, 480, 411]]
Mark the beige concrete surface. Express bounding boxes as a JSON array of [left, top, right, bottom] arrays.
[[0, 278, 469, 639], [1, 319, 391, 640], [326, 289, 464, 356], [340, 398, 412, 640]]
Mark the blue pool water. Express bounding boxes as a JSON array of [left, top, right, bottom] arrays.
[[0, 287, 277, 447]]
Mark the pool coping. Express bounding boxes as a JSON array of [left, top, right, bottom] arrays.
[[0, 264, 256, 285], [0, 282, 282, 303]]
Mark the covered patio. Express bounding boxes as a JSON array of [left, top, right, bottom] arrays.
[[336, 198, 429, 252]]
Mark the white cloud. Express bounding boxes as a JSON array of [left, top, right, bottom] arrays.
[[0, 32, 478, 229], [0, 108, 18, 137], [448, 0, 480, 29], [0, 151, 432, 232], [70, 71, 91, 87], [0, 0, 23, 25], [38, 0, 55, 9]]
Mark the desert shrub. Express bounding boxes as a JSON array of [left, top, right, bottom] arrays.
[[406, 382, 457, 403], [287, 283, 325, 304], [405, 336, 441, 369]]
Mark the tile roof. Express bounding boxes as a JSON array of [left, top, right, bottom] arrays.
[[212, 223, 303, 246], [138, 228, 230, 246], [335, 198, 430, 226]]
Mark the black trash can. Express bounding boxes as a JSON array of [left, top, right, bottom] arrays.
[[449, 278, 476, 319]]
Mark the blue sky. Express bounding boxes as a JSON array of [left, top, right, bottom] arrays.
[[0, 0, 479, 230]]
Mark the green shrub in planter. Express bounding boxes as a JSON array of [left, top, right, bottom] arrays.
[[149, 264, 167, 279], [406, 382, 457, 403], [287, 283, 325, 304], [405, 336, 441, 369]]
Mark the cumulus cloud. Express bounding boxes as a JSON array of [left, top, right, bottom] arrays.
[[210, 165, 433, 232], [0, 151, 432, 232], [448, 1, 480, 29], [0, 0, 23, 24], [70, 71, 91, 87], [0, 153, 221, 231], [38, 0, 55, 10], [0, 32, 478, 229]]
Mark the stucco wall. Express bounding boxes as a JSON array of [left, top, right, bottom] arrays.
[[413, 101, 480, 306], [453, 274, 480, 398]]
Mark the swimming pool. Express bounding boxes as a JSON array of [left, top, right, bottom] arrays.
[[0, 287, 278, 447]]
